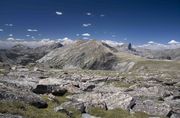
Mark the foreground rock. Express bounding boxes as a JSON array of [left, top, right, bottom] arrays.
[[68, 91, 135, 111], [33, 84, 67, 96], [133, 99, 171, 116], [0, 113, 24, 118], [55, 101, 86, 113], [0, 83, 47, 108]]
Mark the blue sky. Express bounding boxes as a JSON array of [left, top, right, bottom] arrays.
[[0, 0, 180, 44]]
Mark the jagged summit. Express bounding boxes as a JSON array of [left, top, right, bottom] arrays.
[[38, 40, 118, 70]]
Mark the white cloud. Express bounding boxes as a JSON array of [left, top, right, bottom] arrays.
[[86, 12, 92, 16], [82, 23, 92, 27], [26, 35, 30, 37], [5, 24, 13, 27], [56, 11, 63, 15], [7, 37, 15, 41], [27, 29, 38, 32], [83, 37, 89, 40], [0, 39, 67, 49], [148, 41, 155, 44], [57, 37, 74, 45], [101, 40, 124, 46], [9, 34, 13, 37], [6, 37, 23, 41], [0, 29, 3, 32], [168, 40, 180, 44], [100, 14, 105, 17], [82, 33, 91, 37]]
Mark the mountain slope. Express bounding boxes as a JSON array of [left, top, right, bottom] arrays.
[[0, 43, 63, 65], [38, 40, 118, 70]]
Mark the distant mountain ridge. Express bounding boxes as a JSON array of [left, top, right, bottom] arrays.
[[0, 42, 63, 65]]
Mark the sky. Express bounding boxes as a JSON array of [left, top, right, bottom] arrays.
[[0, 0, 180, 44]]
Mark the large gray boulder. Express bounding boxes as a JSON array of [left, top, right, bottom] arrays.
[[32, 84, 67, 96], [69, 91, 135, 111], [133, 99, 171, 116], [0, 83, 47, 108], [55, 101, 86, 113]]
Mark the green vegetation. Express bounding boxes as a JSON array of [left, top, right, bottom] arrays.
[[132, 60, 180, 72], [88, 107, 149, 118], [49, 68, 123, 78], [112, 81, 133, 88], [0, 69, 6, 75], [0, 100, 67, 118], [0, 94, 81, 118]]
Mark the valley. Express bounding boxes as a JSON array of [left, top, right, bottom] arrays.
[[0, 40, 179, 118]]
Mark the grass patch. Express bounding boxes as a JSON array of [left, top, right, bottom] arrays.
[[106, 81, 133, 88], [0, 100, 67, 118], [132, 60, 180, 72], [113, 81, 133, 88], [0, 69, 6, 75], [0, 94, 81, 118], [88, 107, 149, 118]]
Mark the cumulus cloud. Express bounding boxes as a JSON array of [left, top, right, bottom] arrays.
[[6, 37, 23, 41], [168, 40, 180, 44], [82, 33, 91, 37], [101, 40, 124, 46], [0, 29, 3, 32], [82, 23, 92, 27], [57, 37, 74, 45], [148, 41, 155, 44], [7, 37, 15, 41], [56, 11, 63, 15], [86, 12, 92, 16], [9, 34, 13, 37], [5, 24, 13, 27], [27, 29, 38, 32]]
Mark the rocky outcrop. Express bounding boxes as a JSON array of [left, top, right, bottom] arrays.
[[132, 99, 171, 116], [0, 85, 47, 108], [54, 101, 86, 113], [68, 92, 135, 111]]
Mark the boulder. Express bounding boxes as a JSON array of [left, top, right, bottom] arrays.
[[33, 85, 67, 96], [69, 91, 135, 111], [0, 84, 47, 108], [128, 86, 171, 99], [170, 113, 180, 118], [55, 101, 85, 113], [133, 99, 171, 116]]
